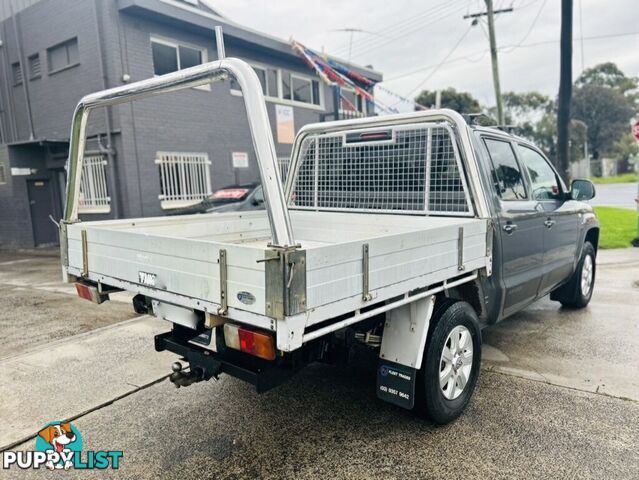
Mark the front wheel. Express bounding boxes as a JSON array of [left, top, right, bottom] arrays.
[[551, 241, 596, 309], [416, 300, 481, 425]]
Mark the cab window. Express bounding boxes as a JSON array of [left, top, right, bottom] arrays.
[[517, 146, 561, 200], [483, 138, 527, 201]]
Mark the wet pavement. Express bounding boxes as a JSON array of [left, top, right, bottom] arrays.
[[1, 248, 638, 479]]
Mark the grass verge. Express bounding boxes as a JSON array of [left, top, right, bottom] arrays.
[[594, 206, 638, 249], [590, 173, 637, 184]]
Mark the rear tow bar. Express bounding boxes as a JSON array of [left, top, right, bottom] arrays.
[[154, 330, 294, 393]]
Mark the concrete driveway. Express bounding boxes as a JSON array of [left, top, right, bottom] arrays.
[[1, 248, 638, 478]]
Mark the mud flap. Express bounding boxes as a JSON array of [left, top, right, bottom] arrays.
[[376, 360, 416, 409], [376, 295, 434, 410]]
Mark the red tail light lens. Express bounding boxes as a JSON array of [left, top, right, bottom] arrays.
[[75, 282, 108, 304], [224, 323, 276, 360]]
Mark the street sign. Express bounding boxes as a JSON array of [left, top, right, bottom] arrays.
[[633, 120, 639, 143]]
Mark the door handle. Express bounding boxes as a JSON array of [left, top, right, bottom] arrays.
[[544, 219, 556, 229], [502, 223, 518, 234]]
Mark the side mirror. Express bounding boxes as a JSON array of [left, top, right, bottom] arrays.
[[570, 179, 596, 201]]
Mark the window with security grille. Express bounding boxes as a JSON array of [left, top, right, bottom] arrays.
[[156, 152, 211, 209], [288, 124, 473, 216], [278, 156, 290, 183], [78, 155, 110, 213]]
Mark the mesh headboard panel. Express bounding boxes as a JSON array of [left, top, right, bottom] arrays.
[[288, 123, 473, 216]]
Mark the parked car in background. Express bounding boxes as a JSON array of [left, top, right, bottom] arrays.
[[168, 183, 265, 215]]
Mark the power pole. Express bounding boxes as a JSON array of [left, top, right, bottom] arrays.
[[464, 2, 513, 125], [557, 0, 573, 182]]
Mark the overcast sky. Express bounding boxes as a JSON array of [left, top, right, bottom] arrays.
[[212, 0, 639, 111]]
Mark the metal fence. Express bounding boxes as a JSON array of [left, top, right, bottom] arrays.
[[288, 123, 473, 216]]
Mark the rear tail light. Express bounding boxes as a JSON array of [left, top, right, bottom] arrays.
[[75, 282, 108, 304], [223, 323, 276, 360]]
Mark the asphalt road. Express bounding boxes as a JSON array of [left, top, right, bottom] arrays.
[[589, 182, 638, 209], [1, 248, 638, 479]]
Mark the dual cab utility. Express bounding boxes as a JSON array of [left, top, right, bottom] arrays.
[[61, 58, 598, 424]]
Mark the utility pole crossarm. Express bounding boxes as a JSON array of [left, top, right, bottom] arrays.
[[463, 7, 513, 19]]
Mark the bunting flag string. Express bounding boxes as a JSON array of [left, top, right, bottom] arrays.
[[291, 39, 428, 113]]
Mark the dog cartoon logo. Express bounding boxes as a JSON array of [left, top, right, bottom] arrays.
[[36, 422, 83, 470]]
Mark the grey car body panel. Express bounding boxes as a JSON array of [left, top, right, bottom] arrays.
[[469, 128, 599, 324]]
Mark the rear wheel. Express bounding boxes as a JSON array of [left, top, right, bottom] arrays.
[[551, 241, 596, 309], [416, 300, 481, 425]]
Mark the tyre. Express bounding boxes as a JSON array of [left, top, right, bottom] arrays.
[[416, 299, 481, 425], [550, 241, 596, 309]]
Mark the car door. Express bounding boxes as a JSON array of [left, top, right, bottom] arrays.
[[516, 145, 581, 294], [483, 137, 545, 317]]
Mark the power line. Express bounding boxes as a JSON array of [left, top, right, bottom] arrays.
[[382, 30, 639, 84], [351, 2, 471, 58], [333, 1, 472, 59], [501, 0, 548, 53], [401, 25, 474, 100], [578, 0, 585, 73], [330, 28, 390, 62], [331, 1, 459, 56]]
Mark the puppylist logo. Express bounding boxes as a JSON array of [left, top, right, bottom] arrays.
[[2, 421, 123, 471]]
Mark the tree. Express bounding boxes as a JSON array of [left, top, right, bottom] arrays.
[[571, 85, 635, 160], [527, 113, 586, 166], [576, 62, 638, 95], [609, 132, 639, 173], [502, 91, 553, 123], [415, 88, 481, 113]]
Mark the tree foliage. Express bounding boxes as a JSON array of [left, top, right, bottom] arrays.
[[413, 62, 637, 171], [576, 62, 638, 94], [415, 88, 481, 113], [503, 91, 553, 121], [572, 63, 637, 160]]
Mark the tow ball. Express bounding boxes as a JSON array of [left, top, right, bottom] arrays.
[[169, 362, 204, 388]]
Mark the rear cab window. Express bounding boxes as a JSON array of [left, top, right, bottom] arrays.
[[483, 138, 527, 201], [516, 145, 562, 201]]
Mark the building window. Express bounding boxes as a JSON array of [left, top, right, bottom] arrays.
[[47, 37, 79, 73], [338, 90, 367, 118], [0, 164, 7, 185], [78, 155, 111, 214], [151, 38, 204, 74], [12, 62, 23, 85], [150, 37, 208, 89], [282, 72, 321, 106], [155, 152, 211, 209], [250, 65, 278, 98], [28, 53, 41, 79], [230, 65, 278, 98], [232, 64, 322, 108]]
